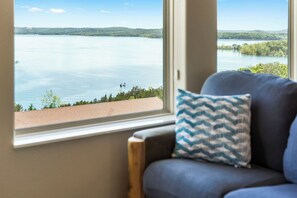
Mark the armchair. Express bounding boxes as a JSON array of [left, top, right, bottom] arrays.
[[128, 71, 297, 198]]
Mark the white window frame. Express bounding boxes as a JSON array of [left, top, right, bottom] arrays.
[[12, 0, 175, 135], [290, 0, 297, 80], [1, 0, 296, 147], [217, 0, 295, 79]]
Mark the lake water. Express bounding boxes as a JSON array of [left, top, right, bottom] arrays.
[[15, 35, 288, 109]]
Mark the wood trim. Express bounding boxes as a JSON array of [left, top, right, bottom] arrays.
[[128, 137, 145, 198]]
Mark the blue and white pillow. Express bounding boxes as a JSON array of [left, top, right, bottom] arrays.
[[172, 89, 252, 168]]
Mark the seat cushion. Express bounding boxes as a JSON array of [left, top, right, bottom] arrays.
[[284, 116, 297, 184], [201, 71, 297, 172], [225, 184, 297, 198], [143, 159, 286, 198]]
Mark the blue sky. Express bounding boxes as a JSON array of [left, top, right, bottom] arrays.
[[15, 0, 163, 28], [218, 0, 288, 31], [15, 0, 288, 30]]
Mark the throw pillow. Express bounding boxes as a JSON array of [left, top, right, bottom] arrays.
[[284, 116, 297, 183], [172, 89, 252, 168]]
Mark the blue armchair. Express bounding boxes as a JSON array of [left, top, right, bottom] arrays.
[[128, 71, 297, 198]]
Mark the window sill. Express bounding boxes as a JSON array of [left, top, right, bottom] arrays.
[[13, 114, 175, 149]]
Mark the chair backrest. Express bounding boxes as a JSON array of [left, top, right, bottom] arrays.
[[201, 71, 297, 172]]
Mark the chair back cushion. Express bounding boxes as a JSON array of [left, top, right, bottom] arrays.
[[284, 116, 297, 183], [201, 71, 297, 172]]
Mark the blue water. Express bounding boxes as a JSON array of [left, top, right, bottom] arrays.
[[15, 35, 163, 109], [14, 35, 288, 109]]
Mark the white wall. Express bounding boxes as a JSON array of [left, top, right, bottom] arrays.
[[0, 0, 217, 197]]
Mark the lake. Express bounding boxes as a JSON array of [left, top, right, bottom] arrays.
[[15, 35, 288, 109]]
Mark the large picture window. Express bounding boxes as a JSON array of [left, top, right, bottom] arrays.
[[14, 0, 169, 131], [217, 0, 289, 78]]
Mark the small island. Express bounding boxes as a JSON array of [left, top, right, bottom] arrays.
[[218, 40, 288, 57]]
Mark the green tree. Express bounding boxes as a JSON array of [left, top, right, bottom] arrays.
[[239, 62, 288, 78], [14, 103, 24, 112], [73, 100, 89, 106], [60, 103, 72, 107], [100, 94, 108, 102], [41, 90, 62, 109], [28, 104, 37, 111], [108, 94, 113, 102]]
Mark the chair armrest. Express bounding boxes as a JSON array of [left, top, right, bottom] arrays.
[[128, 125, 175, 198], [133, 124, 176, 167]]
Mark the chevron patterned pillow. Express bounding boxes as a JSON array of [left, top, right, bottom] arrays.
[[172, 89, 252, 168]]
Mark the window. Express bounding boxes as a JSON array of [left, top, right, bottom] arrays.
[[14, 0, 172, 132], [217, 0, 289, 78]]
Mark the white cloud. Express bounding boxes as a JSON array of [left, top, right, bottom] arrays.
[[50, 9, 66, 14], [124, 2, 134, 6], [100, 10, 111, 14], [18, 5, 30, 9], [28, 7, 43, 12]]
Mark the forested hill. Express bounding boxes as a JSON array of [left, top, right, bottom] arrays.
[[15, 27, 163, 38], [218, 30, 287, 40], [15, 27, 287, 40]]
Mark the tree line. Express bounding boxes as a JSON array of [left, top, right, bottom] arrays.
[[16, 28, 287, 40], [239, 62, 288, 78], [14, 86, 163, 112], [15, 27, 163, 38], [218, 31, 287, 40]]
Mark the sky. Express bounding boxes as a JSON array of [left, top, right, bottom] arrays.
[[15, 0, 288, 30], [218, 0, 288, 31], [15, 0, 163, 28]]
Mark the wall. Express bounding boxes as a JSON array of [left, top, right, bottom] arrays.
[[0, 0, 217, 197], [185, 0, 217, 93]]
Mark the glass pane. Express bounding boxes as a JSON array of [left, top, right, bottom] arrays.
[[14, 0, 164, 129], [217, 0, 289, 78]]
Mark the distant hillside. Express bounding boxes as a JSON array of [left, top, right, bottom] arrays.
[[219, 29, 288, 33], [15, 27, 288, 40], [218, 30, 287, 40], [15, 27, 163, 38]]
